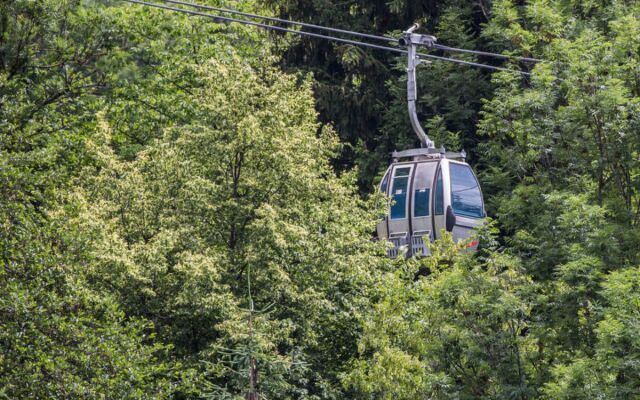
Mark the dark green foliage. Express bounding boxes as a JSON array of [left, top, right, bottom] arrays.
[[3, 0, 640, 398], [266, 0, 499, 190]]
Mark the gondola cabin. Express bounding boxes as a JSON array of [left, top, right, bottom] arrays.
[[375, 25, 486, 257], [377, 148, 485, 257]]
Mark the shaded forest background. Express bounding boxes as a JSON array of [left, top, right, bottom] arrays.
[[2, 0, 640, 398]]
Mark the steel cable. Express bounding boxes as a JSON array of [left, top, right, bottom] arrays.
[[122, 0, 532, 76], [157, 0, 542, 63]]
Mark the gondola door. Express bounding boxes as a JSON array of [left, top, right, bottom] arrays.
[[387, 164, 414, 255], [410, 161, 437, 255], [432, 160, 448, 240]]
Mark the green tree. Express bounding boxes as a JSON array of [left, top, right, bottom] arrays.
[[479, 0, 640, 263], [346, 231, 537, 399], [72, 54, 389, 398], [0, 1, 186, 397], [476, 0, 640, 394], [543, 266, 640, 399]]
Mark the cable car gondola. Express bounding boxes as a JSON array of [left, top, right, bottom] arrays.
[[377, 25, 485, 257]]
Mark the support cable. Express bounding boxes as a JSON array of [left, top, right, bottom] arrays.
[[122, 0, 532, 76], [160, 0, 395, 43], [158, 0, 542, 64], [432, 43, 543, 63], [123, 0, 407, 53]]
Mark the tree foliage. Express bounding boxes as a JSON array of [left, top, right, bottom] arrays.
[[267, 0, 497, 189], [3, 0, 640, 398], [71, 56, 388, 397]]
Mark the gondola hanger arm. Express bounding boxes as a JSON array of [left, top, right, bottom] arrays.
[[399, 24, 437, 149]]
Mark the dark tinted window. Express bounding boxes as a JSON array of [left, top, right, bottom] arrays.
[[414, 188, 430, 217], [390, 167, 410, 219], [434, 168, 444, 215], [450, 163, 483, 218], [380, 170, 390, 194]]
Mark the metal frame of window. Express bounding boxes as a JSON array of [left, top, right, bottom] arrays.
[[434, 167, 444, 216], [390, 167, 411, 219]]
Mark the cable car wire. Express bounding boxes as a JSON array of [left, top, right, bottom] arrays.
[[432, 44, 543, 63], [158, 0, 396, 43], [122, 0, 532, 76], [123, 0, 409, 53], [416, 53, 531, 75], [156, 0, 543, 64]]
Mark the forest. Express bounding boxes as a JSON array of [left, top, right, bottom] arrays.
[[1, 0, 640, 398]]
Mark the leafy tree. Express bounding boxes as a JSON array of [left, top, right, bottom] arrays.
[[543, 266, 640, 399], [2, 0, 389, 397], [476, 0, 640, 394], [0, 2, 187, 397], [71, 54, 389, 397], [345, 231, 538, 399], [479, 0, 640, 262]]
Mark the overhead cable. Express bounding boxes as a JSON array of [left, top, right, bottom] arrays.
[[417, 52, 530, 75], [158, 0, 542, 64], [122, 0, 532, 76], [159, 0, 395, 43], [432, 43, 543, 63], [123, 0, 406, 53]]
